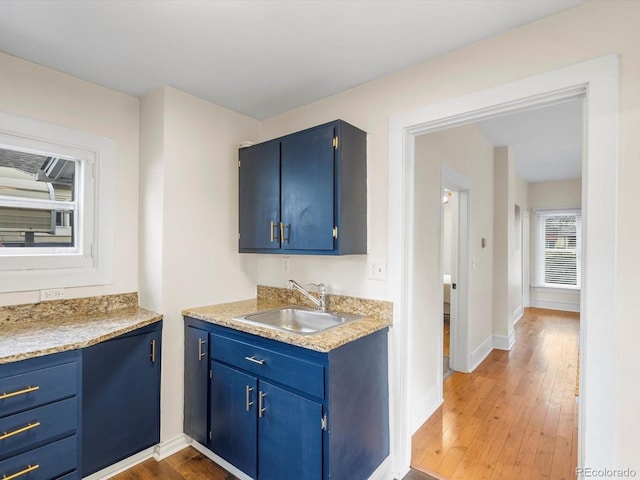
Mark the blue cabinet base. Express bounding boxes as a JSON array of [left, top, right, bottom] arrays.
[[184, 317, 389, 480]]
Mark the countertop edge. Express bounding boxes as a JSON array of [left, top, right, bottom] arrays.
[[0, 308, 163, 365], [182, 299, 391, 353]]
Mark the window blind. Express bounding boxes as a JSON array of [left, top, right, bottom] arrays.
[[534, 209, 582, 288]]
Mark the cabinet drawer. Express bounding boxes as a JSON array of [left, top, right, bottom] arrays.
[[0, 435, 76, 480], [0, 362, 77, 418], [210, 334, 324, 398], [0, 397, 77, 460]]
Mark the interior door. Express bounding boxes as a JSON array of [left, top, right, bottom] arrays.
[[239, 139, 281, 251], [280, 124, 335, 251]]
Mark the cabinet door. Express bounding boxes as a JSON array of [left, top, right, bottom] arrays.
[[81, 325, 161, 476], [258, 381, 322, 480], [239, 140, 281, 251], [184, 326, 209, 445], [210, 362, 257, 478], [281, 124, 335, 251]]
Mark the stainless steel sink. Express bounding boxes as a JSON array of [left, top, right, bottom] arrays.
[[233, 306, 362, 335]]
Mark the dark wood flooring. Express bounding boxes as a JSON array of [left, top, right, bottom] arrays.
[[112, 446, 438, 480]]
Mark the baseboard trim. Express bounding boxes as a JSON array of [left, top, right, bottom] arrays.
[[470, 335, 493, 372], [190, 440, 253, 480], [513, 305, 524, 324], [530, 299, 580, 312], [493, 331, 515, 351], [367, 455, 393, 480], [154, 434, 191, 460], [83, 446, 156, 480], [410, 383, 442, 434]]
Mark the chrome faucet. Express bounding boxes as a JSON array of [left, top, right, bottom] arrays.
[[286, 280, 327, 312]]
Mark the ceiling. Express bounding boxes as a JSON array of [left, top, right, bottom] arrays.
[[475, 99, 583, 183], [0, 0, 584, 120]]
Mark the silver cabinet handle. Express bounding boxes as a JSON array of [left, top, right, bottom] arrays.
[[198, 338, 206, 360], [245, 386, 254, 411], [258, 391, 266, 418], [244, 356, 265, 366]]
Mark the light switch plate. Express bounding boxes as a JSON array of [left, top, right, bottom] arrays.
[[40, 289, 65, 301]]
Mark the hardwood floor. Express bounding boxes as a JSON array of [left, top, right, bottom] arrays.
[[111, 446, 438, 480], [111, 447, 238, 480], [412, 308, 580, 480]]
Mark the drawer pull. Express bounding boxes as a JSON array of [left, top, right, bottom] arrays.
[[198, 338, 206, 360], [244, 356, 265, 366], [245, 386, 254, 411], [0, 386, 40, 401], [258, 391, 266, 418], [3, 464, 39, 480], [0, 421, 41, 441], [150, 339, 157, 363]]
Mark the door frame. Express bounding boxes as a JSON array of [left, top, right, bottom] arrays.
[[441, 166, 471, 374], [387, 54, 618, 477]]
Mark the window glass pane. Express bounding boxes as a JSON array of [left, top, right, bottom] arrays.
[[0, 147, 76, 248], [542, 214, 579, 287]]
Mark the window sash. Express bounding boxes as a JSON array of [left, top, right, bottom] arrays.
[[534, 209, 582, 289]]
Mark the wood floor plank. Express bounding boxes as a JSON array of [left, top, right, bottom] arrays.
[[412, 308, 579, 480]]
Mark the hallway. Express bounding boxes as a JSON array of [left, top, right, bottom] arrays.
[[411, 308, 579, 479]]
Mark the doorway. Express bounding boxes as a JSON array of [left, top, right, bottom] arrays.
[[387, 55, 618, 478]]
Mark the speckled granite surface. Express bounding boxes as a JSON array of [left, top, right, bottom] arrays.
[[182, 286, 392, 353], [0, 293, 162, 365], [0, 292, 139, 325]]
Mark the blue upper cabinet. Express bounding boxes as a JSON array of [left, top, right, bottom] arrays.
[[239, 139, 281, 251], [238, 120, 367, 255]]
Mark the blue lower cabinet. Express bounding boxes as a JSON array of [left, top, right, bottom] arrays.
[[257, 381, 322, 480], [0, 435, 76, 480], [184, 326, 209, 446], [81, 322, 162, 476], [185, 317, 389, 480], [210, 362, 257, 478]]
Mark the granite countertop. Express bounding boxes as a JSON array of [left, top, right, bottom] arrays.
[[0, 303, 162, 365], [182, 295, 392, 353]]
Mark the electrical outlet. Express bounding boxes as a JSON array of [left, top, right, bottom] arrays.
[[282, 257, 290, 273], [40, 289, 65, 301], [368, 259, 387, 281]]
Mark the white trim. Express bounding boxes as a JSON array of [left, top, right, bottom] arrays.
[[441, 166, 472, 374], [469, 336, 493, 372], [513, 305, 524, 324], [493, 332, 516, 351], [366, 456, 393, 480], [153, 433, 191, 460], [411, 383, 442, 434], [83, 446, 156, 480], [0, 109, 114, 292], [190, 440, 253, 480], [530, 298, 581, 313], [388, 54, 618, 476]]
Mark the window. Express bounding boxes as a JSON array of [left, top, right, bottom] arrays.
[[534, 209, 582, 289], [0, 111, 114, 293]]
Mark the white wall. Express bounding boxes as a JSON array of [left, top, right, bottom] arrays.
[[0, 52, 140, 306], [493, 146, 515, 342], [412, 124, 494, 427], [256, 1, 640, 463], [139, 86, 260, 443], [528, 178, 582, 311], [514, 174, 529, 312]]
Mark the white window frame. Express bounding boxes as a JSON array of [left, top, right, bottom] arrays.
[[0, 110, 114, 292], [533, 208, 581, 290]]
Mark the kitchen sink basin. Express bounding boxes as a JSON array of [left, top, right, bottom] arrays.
[[233, 306, 362, 335]]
